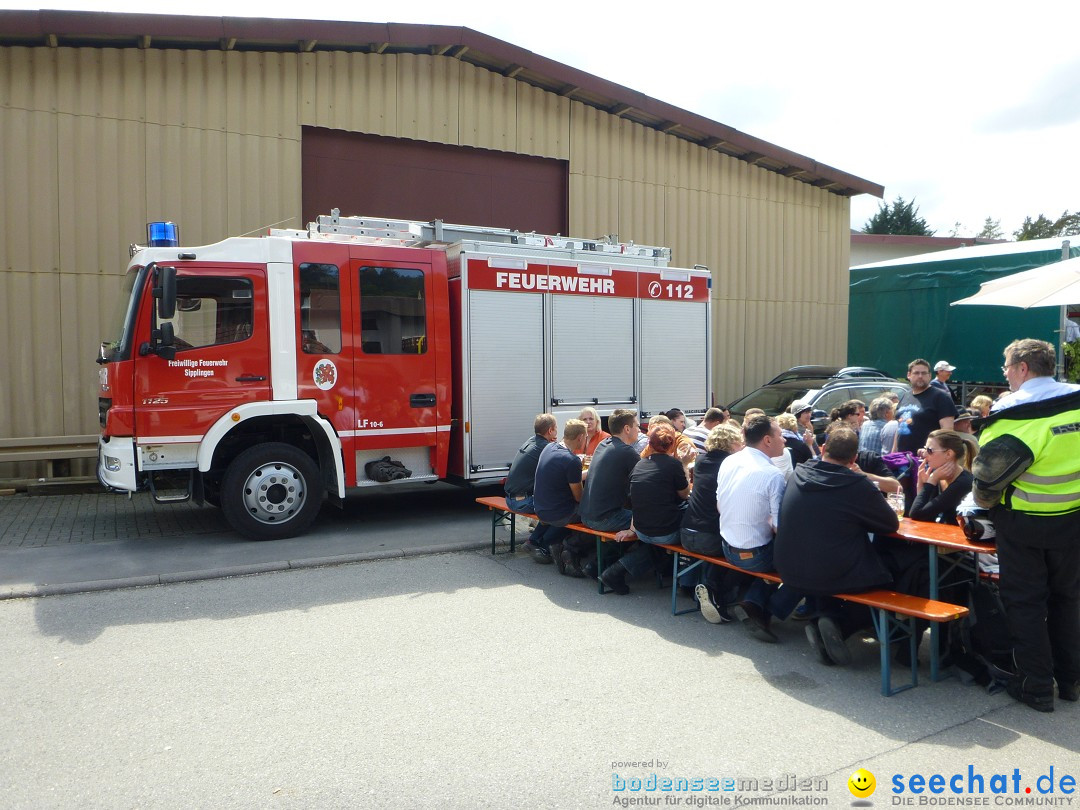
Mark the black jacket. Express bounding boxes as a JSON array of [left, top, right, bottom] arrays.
[[783, 434, 813, 465], [774, 458, 900, 596], [680, 449, 730, 533]]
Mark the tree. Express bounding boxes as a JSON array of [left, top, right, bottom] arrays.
[[1015, 214, 1059, 241], [1014, 210, 1080, 241], [977, 217, 1004, 240], [863, 196, 935, 236]]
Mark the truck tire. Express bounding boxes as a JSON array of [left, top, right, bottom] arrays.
[[220, 443, 323, 540]]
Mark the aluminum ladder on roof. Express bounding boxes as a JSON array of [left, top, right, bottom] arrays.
[[308, 209, 671, 259]]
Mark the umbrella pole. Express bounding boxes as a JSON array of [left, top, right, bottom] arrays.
[[1059, 241, 1072, 381]]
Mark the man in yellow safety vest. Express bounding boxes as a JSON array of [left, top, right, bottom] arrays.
[[973, 338, 1080, 712]]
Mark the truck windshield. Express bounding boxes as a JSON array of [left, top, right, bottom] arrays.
[[100, 265, 147, 363]]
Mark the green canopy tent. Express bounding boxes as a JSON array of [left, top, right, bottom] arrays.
[[848, 238, 1077, 382]]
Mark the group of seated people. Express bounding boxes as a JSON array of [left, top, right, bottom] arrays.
[[502, 398, 980, 668]]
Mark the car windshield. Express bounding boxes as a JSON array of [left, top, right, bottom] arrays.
[[100, 265, 146, 363], [728, 386, 812, 415]]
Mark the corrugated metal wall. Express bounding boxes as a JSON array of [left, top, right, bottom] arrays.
[[0, 44, 849, 477], [567, 100, 850, 403]]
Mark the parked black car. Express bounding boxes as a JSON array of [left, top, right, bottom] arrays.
[[727, 371, 915, 442]]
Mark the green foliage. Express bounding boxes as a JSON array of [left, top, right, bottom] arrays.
[[977, 217, 1004, 239], [1065, 341, 1080, 384], [1014, 210, 1080, 241], [863, 196, 935, 236]]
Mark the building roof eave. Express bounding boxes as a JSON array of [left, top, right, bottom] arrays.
[[0, 9, 883, 198]]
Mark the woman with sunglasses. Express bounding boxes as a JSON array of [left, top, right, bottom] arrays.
[[910, 429, 977, 525]]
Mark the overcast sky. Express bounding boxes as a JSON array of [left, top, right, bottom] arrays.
[[10, 1, 1080, 238]]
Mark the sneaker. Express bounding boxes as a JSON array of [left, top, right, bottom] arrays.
[[1007, 678, 1054, 713], [816, 616, 852, 667], [1059, 679, 1080, 702], [732, 601, 778, 643], [695, 584, 732, 624], [522, 540, 553, 565], [805, 621, 835, 666], [791, 601, 814, 621], [600, 561, 631, 595]]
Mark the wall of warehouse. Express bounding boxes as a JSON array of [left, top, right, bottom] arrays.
[[0, 45, 850, 477]]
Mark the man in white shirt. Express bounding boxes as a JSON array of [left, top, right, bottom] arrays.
[[992, 353, 1080, 413], [715, 414, 803, 643]]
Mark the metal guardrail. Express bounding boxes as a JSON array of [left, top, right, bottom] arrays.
[[0, 435, 98, 477], [955, 381, 1008, 406]]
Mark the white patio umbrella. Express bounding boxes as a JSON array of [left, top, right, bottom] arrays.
[[951, 254, 1080, 309]]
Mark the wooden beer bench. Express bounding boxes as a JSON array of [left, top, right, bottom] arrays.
[[474, 495, 636, 593], [656, 542, 969, 696], [475, 496, 969, 695]]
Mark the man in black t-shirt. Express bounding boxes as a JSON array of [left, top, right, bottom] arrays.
[[599, 424, 690, 595], [580, 409, 641, 533], [895, 358, 957, 453], [565, 409, 642, 578]]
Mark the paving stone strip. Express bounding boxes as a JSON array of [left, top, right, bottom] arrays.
[[0, 492, 230, 547]]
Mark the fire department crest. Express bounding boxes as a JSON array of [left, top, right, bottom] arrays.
[[313, 359, 337, 391]]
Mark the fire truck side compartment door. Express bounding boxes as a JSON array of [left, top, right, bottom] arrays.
[[550, 295, 635, 406], [639, 299, 709, 414], [466, 289, 544, 474]]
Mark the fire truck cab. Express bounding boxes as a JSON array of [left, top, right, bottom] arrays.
[[97, 214, 711, 540]]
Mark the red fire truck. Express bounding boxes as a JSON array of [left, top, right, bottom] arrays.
[[97, 212, 711, 539]]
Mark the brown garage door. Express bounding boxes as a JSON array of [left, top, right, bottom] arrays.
[[302, 128, 567, 235]]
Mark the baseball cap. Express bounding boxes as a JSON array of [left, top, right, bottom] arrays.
[[934, 360, 956, 372]]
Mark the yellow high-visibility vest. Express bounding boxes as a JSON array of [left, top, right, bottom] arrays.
[[980, 402, 1080, 515]]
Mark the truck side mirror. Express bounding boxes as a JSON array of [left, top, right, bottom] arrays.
[[157, 322, 177, 361], [156, 266, 177, 320]]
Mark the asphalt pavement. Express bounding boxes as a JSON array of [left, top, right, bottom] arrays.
[[0, 481, 511, 599], [2, 549, 1075, 808], [3, 484, 1076, 809]]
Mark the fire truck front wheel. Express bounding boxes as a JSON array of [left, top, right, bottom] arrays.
[[220, 443, 324, 540]]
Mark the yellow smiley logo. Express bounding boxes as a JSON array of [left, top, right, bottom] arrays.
[[848, 768, 876, 798]]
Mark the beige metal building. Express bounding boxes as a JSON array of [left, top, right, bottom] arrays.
[[0, 10, 882, 478]]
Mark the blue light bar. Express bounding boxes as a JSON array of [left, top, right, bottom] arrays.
[[147, 221, 179, 247]]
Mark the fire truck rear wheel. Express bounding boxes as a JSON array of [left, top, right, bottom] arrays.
[[220, 443, 324, 540]]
